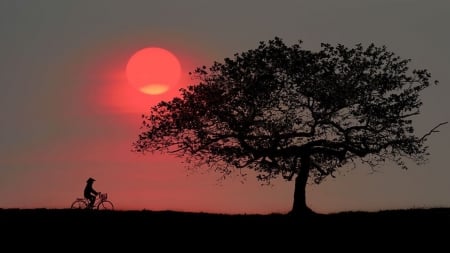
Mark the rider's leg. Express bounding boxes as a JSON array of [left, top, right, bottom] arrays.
[[89, 196, 95, 208]]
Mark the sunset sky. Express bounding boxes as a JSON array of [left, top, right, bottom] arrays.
[[1, 0, 449, 214]]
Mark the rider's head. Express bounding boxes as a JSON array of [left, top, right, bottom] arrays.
[[87, 177, 96, 183]]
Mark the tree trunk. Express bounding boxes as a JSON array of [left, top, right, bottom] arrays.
[[290, 155, 313, 216]]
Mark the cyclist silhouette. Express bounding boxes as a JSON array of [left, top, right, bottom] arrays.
[[84, 177, 98, 208]]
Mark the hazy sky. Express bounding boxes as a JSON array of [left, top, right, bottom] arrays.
[[0, 0, 449, 214]]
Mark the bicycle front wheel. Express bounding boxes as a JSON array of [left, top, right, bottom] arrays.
[[71, 199, 88, 209], [97, 200, 114, 210]]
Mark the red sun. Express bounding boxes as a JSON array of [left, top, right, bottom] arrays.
[[126, 47, 181, 95]]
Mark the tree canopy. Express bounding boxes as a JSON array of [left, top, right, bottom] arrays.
[[133, 37, 446, 215]]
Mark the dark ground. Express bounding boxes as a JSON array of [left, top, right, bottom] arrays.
[[1, 208, 449, 250]]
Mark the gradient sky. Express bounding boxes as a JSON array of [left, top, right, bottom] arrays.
[[1, 0, 449, 214]]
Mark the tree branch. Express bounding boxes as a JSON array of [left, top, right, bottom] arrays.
[[420, 122, 448, 142]]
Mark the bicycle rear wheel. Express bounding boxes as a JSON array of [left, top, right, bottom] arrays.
[[71, 199, 88, 209], [97, 200, 114, 210]]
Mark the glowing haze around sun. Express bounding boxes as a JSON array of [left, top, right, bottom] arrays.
[[126, 47, 181, 95]]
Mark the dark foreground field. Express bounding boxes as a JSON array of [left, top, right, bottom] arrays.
[[1, 208, 449, 249]]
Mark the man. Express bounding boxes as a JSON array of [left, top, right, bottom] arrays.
[[84, 177, 98, 208]]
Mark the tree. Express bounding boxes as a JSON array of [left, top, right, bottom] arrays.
[[133, 37, 446, 215]]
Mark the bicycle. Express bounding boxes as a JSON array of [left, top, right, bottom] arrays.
[[71, 192, 114, 210]]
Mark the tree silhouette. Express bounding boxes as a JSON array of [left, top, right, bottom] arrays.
[[133, 37, 446, 215]]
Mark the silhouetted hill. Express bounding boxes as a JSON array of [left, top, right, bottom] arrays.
[[1, 208, 449, 250]]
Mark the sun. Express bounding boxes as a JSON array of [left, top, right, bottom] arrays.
[[126, 47, 181, 95]]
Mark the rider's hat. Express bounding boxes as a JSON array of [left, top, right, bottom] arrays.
[[87, 177, 96, 183]]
